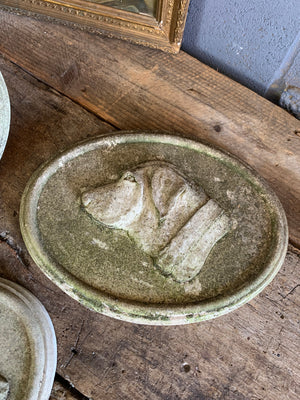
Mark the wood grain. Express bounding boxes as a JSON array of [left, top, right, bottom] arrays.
[[0, 10, 299, 247], [0, 0, 190, 53], [50, 379, 86, 400], [0, 54, 300, 400]]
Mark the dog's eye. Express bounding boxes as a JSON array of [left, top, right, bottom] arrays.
[[123, 173, 136, 183]]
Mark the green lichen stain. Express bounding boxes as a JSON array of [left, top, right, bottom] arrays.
[[0, 305, 31, 400], [23, 135, 287, 323]]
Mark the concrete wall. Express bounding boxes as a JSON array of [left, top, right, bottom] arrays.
[[182, 0, 300, 112]]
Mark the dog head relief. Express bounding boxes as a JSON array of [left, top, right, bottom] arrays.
[[81, 161, 231, 283]]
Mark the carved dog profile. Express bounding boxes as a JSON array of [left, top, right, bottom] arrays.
[[81, 162, 231, 283]]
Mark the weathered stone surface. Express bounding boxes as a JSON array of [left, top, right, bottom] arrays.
[[20, 133, 288, 324], [82, 161, 231, 283], [0, 72, 10, 159], [0, 376, 9, 400], [0, 55, 298, 399], [0, 279, 57, 400]]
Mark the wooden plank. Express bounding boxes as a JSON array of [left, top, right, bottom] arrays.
[[0, 10, 299, 247], [50, 379, 86, 400], [0, 54, 300, 400], [0, 55, 115, 397]]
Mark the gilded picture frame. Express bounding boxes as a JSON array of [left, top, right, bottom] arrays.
[[1, 0, 190, 53]]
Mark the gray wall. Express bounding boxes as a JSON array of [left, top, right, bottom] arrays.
[[182, 0, 300, 108]]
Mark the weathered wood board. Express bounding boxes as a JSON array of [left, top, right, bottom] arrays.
[[50, 379, 83, 400], [0, 56, 114, 400], [0, 49, 299, 399], [0, 10, 299, 247]]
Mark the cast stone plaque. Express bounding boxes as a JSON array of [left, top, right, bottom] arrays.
[[20, 133, 288, 325], [0, 279, 57, 400]]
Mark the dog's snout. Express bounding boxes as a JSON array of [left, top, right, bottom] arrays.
[[81, 174, 144, 228]]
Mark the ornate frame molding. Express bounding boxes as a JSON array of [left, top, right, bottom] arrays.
[[1, 0, 190, 53]]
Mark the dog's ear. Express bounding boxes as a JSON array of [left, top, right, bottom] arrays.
[[151, 167, 186, 217]]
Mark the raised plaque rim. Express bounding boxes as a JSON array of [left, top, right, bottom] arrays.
[[20, 132, 288, 325], [0, 71, 10, 160], [0, 278, 57, 399]]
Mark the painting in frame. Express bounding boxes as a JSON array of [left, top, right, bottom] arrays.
[[0, 0, 190, 53]]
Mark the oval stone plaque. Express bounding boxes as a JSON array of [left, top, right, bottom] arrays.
[[20, 133, 288, 325], [0, 279, 57, 400], [0, 72, 10, 160]]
